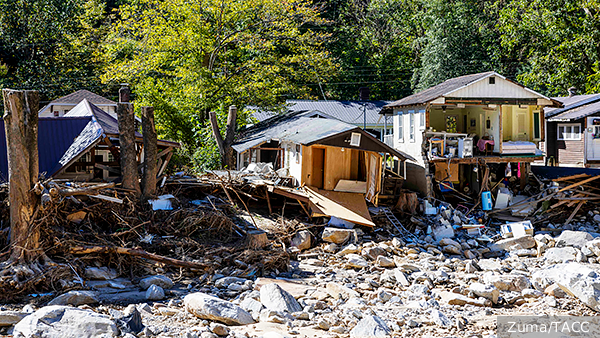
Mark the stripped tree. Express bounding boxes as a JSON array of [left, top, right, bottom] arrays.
[[209, 105, 237, 169], [141, 106, 157, 198], [117, 85, 141, 196], [1, 89, 50, 283]]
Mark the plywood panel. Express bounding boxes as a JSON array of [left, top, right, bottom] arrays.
[[435, 162, 459, 182], [323, 146, 351, 190], [312, 147, 325, 189], [301, 145, 312, 186], [350, 149, 360, 180], [305, 186, 375, 227]]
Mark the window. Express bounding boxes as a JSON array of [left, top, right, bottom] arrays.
[[557, 123, 581, 140], [53, 111, 59, 117], [419, 110, 425, 129], [489, 77, 495, 84], [533, 111, 541, 139], [398, 112, 404, 142], [409, 113, 415, 142]]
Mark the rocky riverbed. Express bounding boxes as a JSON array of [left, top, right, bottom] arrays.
[[3, 227, 600, 338]]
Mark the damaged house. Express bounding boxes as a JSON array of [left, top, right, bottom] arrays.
[[231, 111, 414, 226], [543, 93, 600, 168], [380, 71, 562, 196], [0, 99, 179, 182]]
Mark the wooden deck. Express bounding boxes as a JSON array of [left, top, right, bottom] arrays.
[[429, 154, 543, 164]]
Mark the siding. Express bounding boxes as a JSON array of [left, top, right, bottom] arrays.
[[557, 139, 585, 166]]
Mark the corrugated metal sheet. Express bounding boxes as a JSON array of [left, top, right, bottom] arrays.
[[0, 117, 92, 181], [286, 100, 392, 126]]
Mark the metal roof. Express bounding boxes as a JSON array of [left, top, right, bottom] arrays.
[[545, 94, 600, 119], [249, 100, 393, 128], [384, 71, 558, 109], [48, 89, 116, 106], [233, 111, 415, 161], [0, 117, 93, 181]]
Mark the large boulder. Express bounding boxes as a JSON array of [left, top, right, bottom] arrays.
[[47, 291, 98, 306], [489, 235, 536, 252], [555, 230, 593, 249], [322, 228, 355, 244], [184, 293, 254, 325], [544, 247, 579, 264], [13, 306, 118, 338], [290, 230, 312, 251], [469, 283, 499, 304], [532, 263, 600, 311], [139, 275, 173, 290], [350, 315, 390, 337], [259, 283, 302, 313]]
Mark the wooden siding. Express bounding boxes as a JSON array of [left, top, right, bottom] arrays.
[[557, 138, 585, 166], [446, 75, 541, 99]]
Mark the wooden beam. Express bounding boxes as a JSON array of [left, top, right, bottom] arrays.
[[157, 151, 173, 178], [95, 163, 120, 175], [558, 175, 600, 193], [565, 201, 585, 225], [270, 186, 310, 203], [552, 173, 590, 182]]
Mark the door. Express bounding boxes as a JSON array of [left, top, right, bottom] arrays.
[[588, 118, 600, 160], [515, 109, 529, 141], [311, 148, 325, 189]]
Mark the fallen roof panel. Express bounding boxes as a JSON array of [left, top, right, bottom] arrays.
[[305, 186, 375, 227]]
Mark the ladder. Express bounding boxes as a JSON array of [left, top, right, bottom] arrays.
[[380, 207, 417, 241]]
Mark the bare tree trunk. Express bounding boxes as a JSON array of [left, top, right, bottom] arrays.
[[209, 105, 237, 169], [117, 102, 141, 196], [141, 106, 157, 198], [2, 89, 41, 263]]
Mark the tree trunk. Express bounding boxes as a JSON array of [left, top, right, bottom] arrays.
[[209, 105, 237, 169], [117, 102, 141, 196], [141, 106, 158, 198], [2, 90, 41, 263]]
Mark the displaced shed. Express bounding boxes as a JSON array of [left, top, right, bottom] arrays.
[[232, 111, 414, 205], [544, 94, 600, 168]]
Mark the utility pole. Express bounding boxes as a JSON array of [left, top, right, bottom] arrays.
[[359, 87, 370, 130]]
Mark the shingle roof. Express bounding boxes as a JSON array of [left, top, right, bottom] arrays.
[[0, 117, 93, 181], [546, 94, 600, 121], [385, 72, 496, 108], [48, 89, 116, 106], [544, 94, 600, 118], [233, 111, 415, 161]]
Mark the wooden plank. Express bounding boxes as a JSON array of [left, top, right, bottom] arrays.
[[558, 175, 600, 193], [565, 201, 585, 225], [88, 194, 123, 204], [553, 173, 590, 182], [95, 163, 120, 175], [265, 189, 272, 214], [304, 186, 375, 227], [334, 180, 367, 194], [297, 200, 312, 219], [271, 186, 310, 203]]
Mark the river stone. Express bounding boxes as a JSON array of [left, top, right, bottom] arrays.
[[259, 283, 302, 313], [184, 292, 254, 325], [48, 291, 98, 307], [139, 275, 174, 290], [350, 315, 390, 337], [13, 305, 118, 338]]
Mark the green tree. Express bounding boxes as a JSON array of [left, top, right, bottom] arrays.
[[498, 0, 600, 95], [102, 0, 336, 160]]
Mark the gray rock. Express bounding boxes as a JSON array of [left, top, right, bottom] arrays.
[[47, 291, 98, 307], [259, 283, 302, 313], [322, 227, 354, 244], [326, 282, 360, 300], [594, 215, 600, 224], [489, 235, 536, 252], [184, 292, 254, 325], [13, 305, 118, 338], [362, 247, 386, 261], [0, 311, 28, 327], [469, 283, 499, 304], [209, 323, 230, 336], [350, 315, 391, 337], [430, 309, 452, 327], [544, 247, 579, 263], [556, 230, 593, 248], [240, 297, 263, 314], [532, 263, 600, 311], [84, 267, 118, 280], [376, 256, 395, 268], [145, 284, 165, 301], [483, 273, 531, 292], [291, 230, 312, 251], [214, 277, 248, 288], [139, 275, 174, 290], [346, 254, 369, 269]]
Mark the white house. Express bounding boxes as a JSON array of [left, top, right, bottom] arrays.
[[39, 89, 117, 118], [381, 71, 562, 195]]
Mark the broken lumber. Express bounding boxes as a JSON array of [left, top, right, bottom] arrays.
[[57, 182, 116, 196], [69, 245, 210, 270]]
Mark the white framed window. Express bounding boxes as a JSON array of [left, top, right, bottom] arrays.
[[409, 112, 415, 142], [397, 111, 404, 142], [419, 109, 425, 129], [557, 123, 581, 140]]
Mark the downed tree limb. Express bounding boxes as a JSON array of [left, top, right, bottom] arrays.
[[58, 182, 116, 196], [69, 245, 211, 270]]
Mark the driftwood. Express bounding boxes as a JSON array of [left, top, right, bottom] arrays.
[[57, 182, 115, 196], [142, 106, 158, 198], [69, 245, 210, 270]]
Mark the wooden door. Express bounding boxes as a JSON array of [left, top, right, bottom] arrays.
[[312, 148, 325, 189]]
